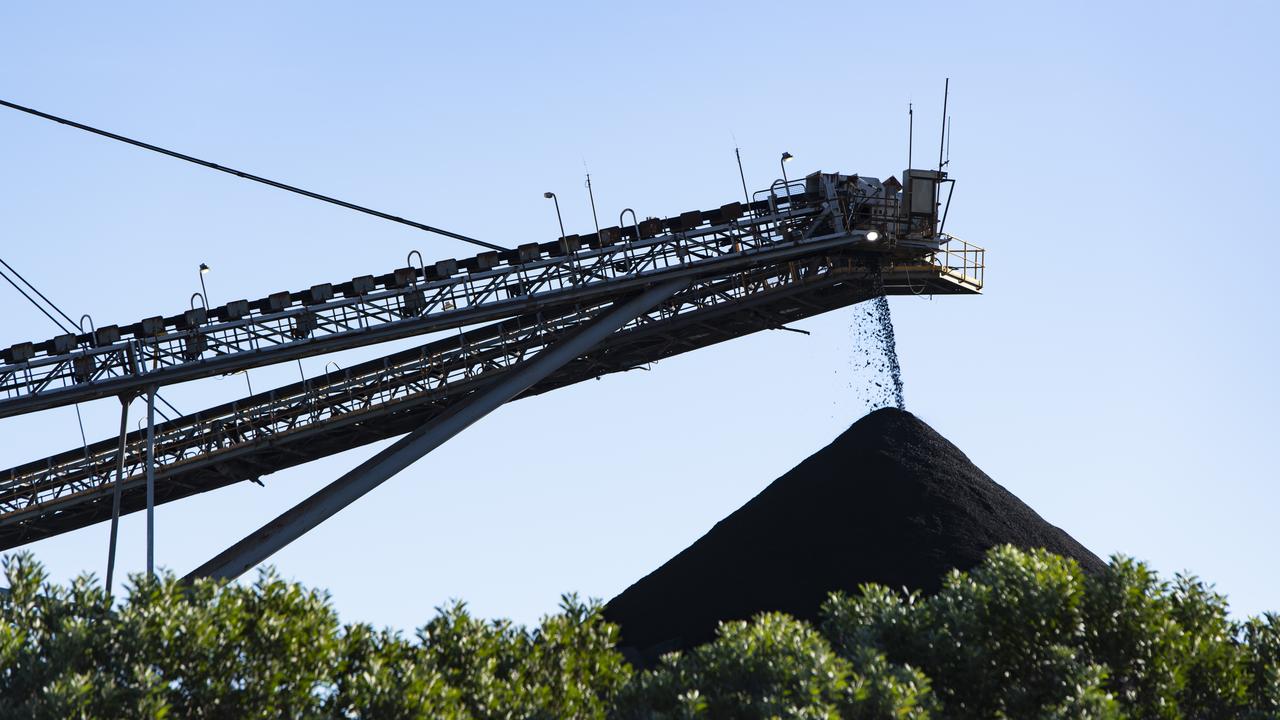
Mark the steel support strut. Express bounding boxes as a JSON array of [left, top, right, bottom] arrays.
[[144, 384, 156, 577], [104, 396, 129, 595], [185, 278, 688, 582]]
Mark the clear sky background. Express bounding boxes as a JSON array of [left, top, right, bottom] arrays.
[[1, 2, 1276, 628]]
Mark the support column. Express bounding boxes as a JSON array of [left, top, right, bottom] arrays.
[[186, 278, 687, 582], [104, 396, 129, 595], [145, 384, 157, 577]]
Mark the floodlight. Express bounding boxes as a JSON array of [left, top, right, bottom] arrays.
[[544, 192, 565, 238]]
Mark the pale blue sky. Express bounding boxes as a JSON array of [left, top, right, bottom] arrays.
[[1, 2, 1276, 628]]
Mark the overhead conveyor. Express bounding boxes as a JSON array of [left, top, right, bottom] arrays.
[[0, 169, 983, 565]]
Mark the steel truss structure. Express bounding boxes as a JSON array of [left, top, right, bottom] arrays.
[[0, 171, 983, 551]]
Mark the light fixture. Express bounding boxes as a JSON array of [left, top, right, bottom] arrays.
[[544, 191, 566, 239], [865, 231, 880, 242], [197, 263, 211, 308], [779, 152, 794, 190]]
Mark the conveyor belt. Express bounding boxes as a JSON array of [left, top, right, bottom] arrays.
[[0, 170, 984, 548]]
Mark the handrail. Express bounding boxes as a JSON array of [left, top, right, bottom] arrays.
[[753, 179, 807, 213], [935, 233, 984, 288]]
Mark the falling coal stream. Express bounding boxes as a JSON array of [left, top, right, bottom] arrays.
[[850, 262, 905, 411]]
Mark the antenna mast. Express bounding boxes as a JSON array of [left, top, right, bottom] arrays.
[[908, 103, 914, 171], [735, 147, 750, 204], [937, 78, 949, 174], [945, 116, 952, 168], [584, 169, 601, 236]]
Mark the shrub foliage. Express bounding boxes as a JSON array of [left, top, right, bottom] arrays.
[[1, 547, 1277, 718]]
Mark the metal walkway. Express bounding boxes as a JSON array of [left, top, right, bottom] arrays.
[[0, 170, 982, 551]]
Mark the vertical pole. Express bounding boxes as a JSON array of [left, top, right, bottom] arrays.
[[552, 194, 566, 239], [779, 153, 793, 204], [585, 173, 600, 236], [904, 103, 914, 239], [937, 78, 949, 174], [145, 384, 156, 577], [946, 116, 951, 167], [105, 396, 129, 595], [544, 192, 566, 239], [935, 79, 950, 235], [735, 148, 750, 204], [74, 404, 90, 460]]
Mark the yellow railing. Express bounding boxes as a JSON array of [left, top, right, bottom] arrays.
[[934, 234, 984, 289]]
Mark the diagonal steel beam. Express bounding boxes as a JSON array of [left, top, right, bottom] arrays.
[[185, 278, 688, 582]]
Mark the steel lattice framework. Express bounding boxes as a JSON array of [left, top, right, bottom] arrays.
[[1, 194, 840, 417], [0, 171, 984, 550]]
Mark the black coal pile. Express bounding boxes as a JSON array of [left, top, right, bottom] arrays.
[[604, 408, 1104, 661]]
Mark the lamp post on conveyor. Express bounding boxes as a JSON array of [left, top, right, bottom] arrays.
[[544, 192, 566, 239], [198, 263, 211, 307], [780, 152, 795, 203]]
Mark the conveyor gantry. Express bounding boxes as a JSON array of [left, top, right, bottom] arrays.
[[0, 170, 983, 550]]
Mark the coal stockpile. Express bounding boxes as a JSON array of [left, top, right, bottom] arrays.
[[604, 408, 1104, 662]]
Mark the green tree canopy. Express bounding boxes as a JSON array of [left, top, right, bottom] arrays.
[[1, 547, 1277, 718]]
